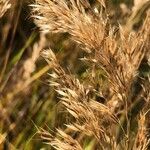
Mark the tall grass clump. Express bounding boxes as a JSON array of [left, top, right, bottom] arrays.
[[32, 0, 150, 149], [0, 0, 149, 149]]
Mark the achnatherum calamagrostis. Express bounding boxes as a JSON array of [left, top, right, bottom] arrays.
[[32, 0, 150, 149]]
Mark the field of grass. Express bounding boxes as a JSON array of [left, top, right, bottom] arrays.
[[0, 0, 150, 149]]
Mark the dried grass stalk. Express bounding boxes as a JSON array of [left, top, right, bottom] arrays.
[[0, 0, 11, 18], [133, 113, 150, 150]]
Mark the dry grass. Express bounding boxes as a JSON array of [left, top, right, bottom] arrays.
[[0, 0, 11, 18], [0, 0, 149, 149], [31, 0, 150, 149]]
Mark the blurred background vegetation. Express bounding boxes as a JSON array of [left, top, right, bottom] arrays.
[[0, 0, 150, 149]]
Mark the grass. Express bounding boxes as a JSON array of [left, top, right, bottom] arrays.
[[0, 0, 150, 149]]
